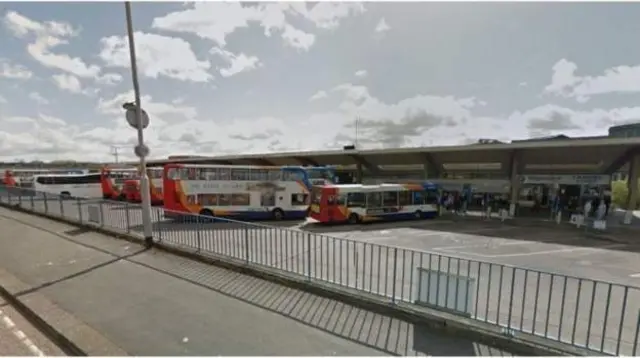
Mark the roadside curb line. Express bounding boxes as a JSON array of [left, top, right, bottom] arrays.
[[0, 279, 86, 356], [0, 201, 606, 357]]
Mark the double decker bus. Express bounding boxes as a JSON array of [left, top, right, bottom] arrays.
[[305, 166, 336, 185], [163, 163, 331, 220], [122, 167, 164, 205], [309, 182, 440, 224], [3, 168, 88, 187], [33, 172, 102, 198], [100, 166, 138, 200]]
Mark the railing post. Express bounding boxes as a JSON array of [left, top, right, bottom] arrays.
[[154, 209, 162, 242], [7, 187, 12, 205], [43, 192, 48, 213], [195, 217, 202, 252], [125, 202, 131, 233], [59, 195, 64, 217], [99, 201, 105, 227], [29, 191, 34, 210], [77, 198, 83, 223], [244, 226, 250, 264], [307, 233, 312, 281], [391, 247, 398, 303]]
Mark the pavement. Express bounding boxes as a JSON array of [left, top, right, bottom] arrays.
[[0, 207, 514, 356]]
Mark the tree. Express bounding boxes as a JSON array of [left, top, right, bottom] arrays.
[[611, 180, 640, 210]]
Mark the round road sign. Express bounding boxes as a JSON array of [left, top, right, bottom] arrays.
[[134, 144, 150, 158], [125, 107, 150, 130]]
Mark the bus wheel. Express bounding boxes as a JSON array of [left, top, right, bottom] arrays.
[[199, 209, 215, 223], [117, 194, 126, 201], [348, 213, 360, 224], [414, 210, 423, 219], [272, 208, 284, 221]]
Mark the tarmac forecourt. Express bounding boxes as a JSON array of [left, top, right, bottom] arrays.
[[0, 188, 633, 356]]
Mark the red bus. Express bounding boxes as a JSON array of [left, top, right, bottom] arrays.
[[121, 167, 163, 205], [100, 166, 138, 200]]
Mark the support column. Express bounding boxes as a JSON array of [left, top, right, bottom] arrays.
[[355, 163, 363, 184], [509, 155, 519, 217], [624, 155, 640, 224], [421, 153, 440, 180]]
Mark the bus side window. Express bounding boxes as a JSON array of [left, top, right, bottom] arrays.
[[219, 168, 231, 180], [268, 170, 281, 181], [187, 168, 197, 180], [382, 191, 398, 207], [366, 192, 382, 208], [291, 193, 307, 205], [399, 191, 411, 206], [347, 193, 365, 208], [411, 191, 425, 205]]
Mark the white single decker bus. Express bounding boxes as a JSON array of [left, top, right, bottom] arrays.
[[33, 173, 103, 199]]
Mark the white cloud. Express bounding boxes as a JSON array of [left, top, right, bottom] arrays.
[[96, 73, 123, 86], [210, 48, 261, 77], [151, 2, 363, 52], [0, 95, 6, 104], [309, 90, 328, 101], [354, 69, 368, 78], [0, 59, 33, 79], [375, 18, 391, 33], [99, 32, 212, 83], [3, 11, 122, 85], [39, 114, 67, 126], [519, 81, 528, 87], [96, 90, 198, 126], [0, 82, 636, 162], [52, 73, 82, 94], [294, 2, 365, 30], [544, 58, 640, 103], [28, 92, 49, 105]]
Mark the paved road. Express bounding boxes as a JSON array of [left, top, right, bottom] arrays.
[[0, 207, 513, 356], [4, 192, 639, 355], [0, 313, 38, 356], [0, 294, 64, 356]]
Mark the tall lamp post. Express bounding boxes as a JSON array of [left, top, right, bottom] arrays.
[[124, 1, 153, 247]]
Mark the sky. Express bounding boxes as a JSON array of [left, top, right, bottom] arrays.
[[2, 1, 640, 163]]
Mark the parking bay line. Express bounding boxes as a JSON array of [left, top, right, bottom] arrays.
[[435, 243, 627, 259]]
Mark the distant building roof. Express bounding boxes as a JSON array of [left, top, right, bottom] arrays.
[[512, 134, 614, 143], [475, 138, 505, 144], [511, 134, 571, 143], [609, 122, 640, 130]]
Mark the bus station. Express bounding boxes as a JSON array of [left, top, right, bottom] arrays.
[[146, 136, 640, 227]]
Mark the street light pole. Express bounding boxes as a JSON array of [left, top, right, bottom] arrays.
[[124, 1, 153, 246]]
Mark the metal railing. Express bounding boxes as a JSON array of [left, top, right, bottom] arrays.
[[0, 185, 638, 355]]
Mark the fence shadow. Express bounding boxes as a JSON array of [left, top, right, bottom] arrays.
[[127, 249, 516, 356], [127, 219, 303, 234]]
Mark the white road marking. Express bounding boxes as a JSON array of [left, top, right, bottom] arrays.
[[629, 273, 640, 278], [0, 309, 45, 356], [445, 243, 627, 258]]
